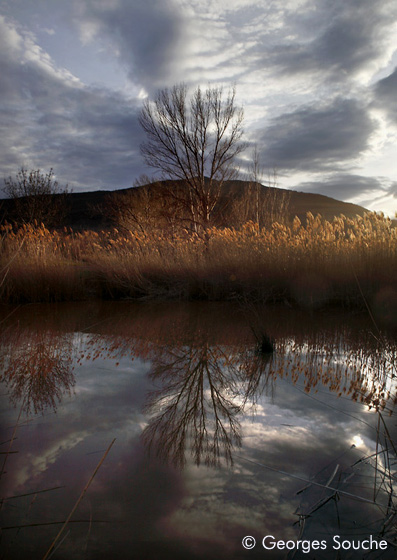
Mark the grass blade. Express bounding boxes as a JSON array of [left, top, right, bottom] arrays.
[[42, 438, 116, 560]]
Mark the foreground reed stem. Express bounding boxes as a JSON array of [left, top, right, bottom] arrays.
[[42, 438, 116, 560]]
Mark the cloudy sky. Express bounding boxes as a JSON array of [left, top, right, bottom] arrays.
[[0, 0, 396, 215]]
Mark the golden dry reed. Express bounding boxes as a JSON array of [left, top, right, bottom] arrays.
[[0, 212, 396, 307]]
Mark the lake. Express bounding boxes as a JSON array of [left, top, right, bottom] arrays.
[[0, 302, 396, 559]]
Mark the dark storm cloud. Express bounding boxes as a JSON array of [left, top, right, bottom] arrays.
[[31, 87, 144, 189], [0, 15, 145, 191], [295, 174, 389, 202], [373, 67, 397, 123], [73, 0, 186, 93], [258, 98, 376, 171], [265, 0, 397, 80]]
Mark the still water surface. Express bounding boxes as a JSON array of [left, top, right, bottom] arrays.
[[0, 302, 396, 559]]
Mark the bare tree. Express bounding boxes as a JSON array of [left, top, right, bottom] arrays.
[[262, 168, 291, 228], [102, 187, 159, 235], [3, 167, 69, 227], [247, 145, 264, 228], [139, 84, 245, 233], [229, 148, 291, 229]]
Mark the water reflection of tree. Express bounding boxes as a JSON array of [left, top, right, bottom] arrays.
[[0, 328, 75, 414], [1, 305, 395, 468], [240, 351, 275, 405], [81, 321, 395, 467], [142, 343, 247, 468]]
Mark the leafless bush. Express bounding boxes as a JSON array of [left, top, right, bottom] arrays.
[[3, 167, 69, 227]]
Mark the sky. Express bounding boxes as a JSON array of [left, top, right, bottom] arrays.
[[0, 0, 396, 215]]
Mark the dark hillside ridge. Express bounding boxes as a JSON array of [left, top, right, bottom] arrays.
[[0, 179, 369, 230], [216, 180, 368, 223], [288, 190, 367, 221]]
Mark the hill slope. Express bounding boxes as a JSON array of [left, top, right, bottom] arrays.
[[1, 180, 369, 230]]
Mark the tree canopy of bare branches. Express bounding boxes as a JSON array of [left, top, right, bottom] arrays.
[[3, 167, 69, 227], [139, 84, 245, 232]]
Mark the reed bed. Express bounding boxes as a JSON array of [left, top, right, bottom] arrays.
[[0, 212, 396, 308]]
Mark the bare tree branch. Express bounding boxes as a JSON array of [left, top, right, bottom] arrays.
[[2, 168, 69, 228], [139, 84, 245, 233]]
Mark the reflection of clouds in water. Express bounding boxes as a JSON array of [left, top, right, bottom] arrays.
[[351, 434, 365, 447], [1, 317, 393, 485], [242, 420, 316, 455], [240, 385, 381, 472], [0, 345, 153, 499], [234, 377, 395, 545], [14, 431, 89, 489], [0, 303, 395, 557], [163, 460, 298, 551]]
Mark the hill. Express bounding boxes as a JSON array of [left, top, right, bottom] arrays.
[[0, 179, 369, 230]]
